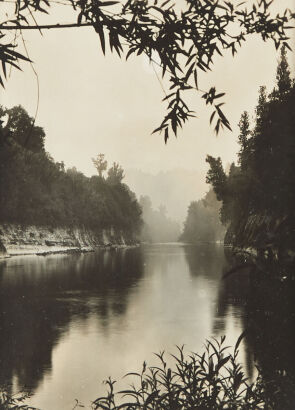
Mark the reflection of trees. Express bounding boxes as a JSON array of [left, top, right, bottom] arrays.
[[183, 243, 226, 280], [213, 255, 295, 408], [0, 248, 144, 393]]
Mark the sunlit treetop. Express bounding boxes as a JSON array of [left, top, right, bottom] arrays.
[[0, 0, 294, 141]]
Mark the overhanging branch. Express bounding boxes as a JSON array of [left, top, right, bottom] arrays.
[[0, 22, 93, 30]]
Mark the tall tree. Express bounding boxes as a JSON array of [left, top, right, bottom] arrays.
[[92, 154, 108, 178], [276, 46, 292, 95], [206, 48, 295, 257], [205, 156, 226, 202]]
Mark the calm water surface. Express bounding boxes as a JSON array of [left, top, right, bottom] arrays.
[[0, 244, 254, 409]]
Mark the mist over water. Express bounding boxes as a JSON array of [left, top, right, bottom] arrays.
[[125, 168, 208, 223]]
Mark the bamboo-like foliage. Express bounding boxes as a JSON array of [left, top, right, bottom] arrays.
[[92, 334, 285, 409], [0, 390, 34, 409], [0, 0, 294, 140]]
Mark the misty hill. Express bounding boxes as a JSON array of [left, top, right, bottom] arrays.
[[125, 168, 207, 223], [139, 196, 180, 243]]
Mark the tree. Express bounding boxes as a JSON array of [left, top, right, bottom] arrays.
[[0, 105, 143, 234], [92, 153, 108, 178], [206, 48, 295, 256], [0, 105, 45, 152], [139, 195, 153, 215], [180, 188, 225, 243], [0, 0, 293, 141], [205, 156, 226, 202], [237, 112, 250, 157], [106, 162, 125, 185], [276, 45, 292, 95]]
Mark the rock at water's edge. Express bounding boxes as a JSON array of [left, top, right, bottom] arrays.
[[0, 224, 138, 257]]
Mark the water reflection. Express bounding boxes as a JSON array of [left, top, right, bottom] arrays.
[[1, 244, 290, 409], [213, 252, 295, 407], [184, 243, 226, 279], [0, 248, 144, 395]]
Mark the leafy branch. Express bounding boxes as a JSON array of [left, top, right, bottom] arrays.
[[0, 0, 294, 141]]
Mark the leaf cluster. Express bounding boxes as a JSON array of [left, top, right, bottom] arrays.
[[0, 389, 36, 409], [0, 0, 294, 140], [92, 334, 283, 409]]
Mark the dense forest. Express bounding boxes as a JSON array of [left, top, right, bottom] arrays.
[[0, 106, 142, 235], [206, 47, 295, 263], [180, 188, 225, 243]]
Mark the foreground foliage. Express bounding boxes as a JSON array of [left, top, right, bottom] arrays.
[[0, 390, 34, 409], [1, 333, 293, 409], [0, 0, 294, 140], [92, 335, 290, 409]]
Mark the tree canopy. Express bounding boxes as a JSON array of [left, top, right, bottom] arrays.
[[206, 47, 295, 260], [107, 162, 125, 185], [92, 153, 108, 178], [0, 0, 294, 141], [0, 105, 142, 234]]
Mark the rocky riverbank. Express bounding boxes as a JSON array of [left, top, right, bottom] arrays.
[[0, 224, 139, 258]]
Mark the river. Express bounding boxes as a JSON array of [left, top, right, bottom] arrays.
[[0, 243, 292, 409]]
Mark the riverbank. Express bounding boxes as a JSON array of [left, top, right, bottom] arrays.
[[0, 224, 139, 258]]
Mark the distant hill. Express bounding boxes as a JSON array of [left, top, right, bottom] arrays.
[[124, 168, 207, 224]]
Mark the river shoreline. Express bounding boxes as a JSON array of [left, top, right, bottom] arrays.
[[0, 244, 140, 259], [0, 223, 139, 259]]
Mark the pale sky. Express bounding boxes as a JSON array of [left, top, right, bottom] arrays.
[[1, 0, 294, 177]]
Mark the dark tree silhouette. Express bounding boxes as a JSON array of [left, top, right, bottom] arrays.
[[92, 153, 108, 178], [0, 105, 45, 152], [206, 48, 295, 264]]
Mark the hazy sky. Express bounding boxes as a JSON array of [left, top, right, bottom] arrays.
[[1, 0, 294, 177]]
